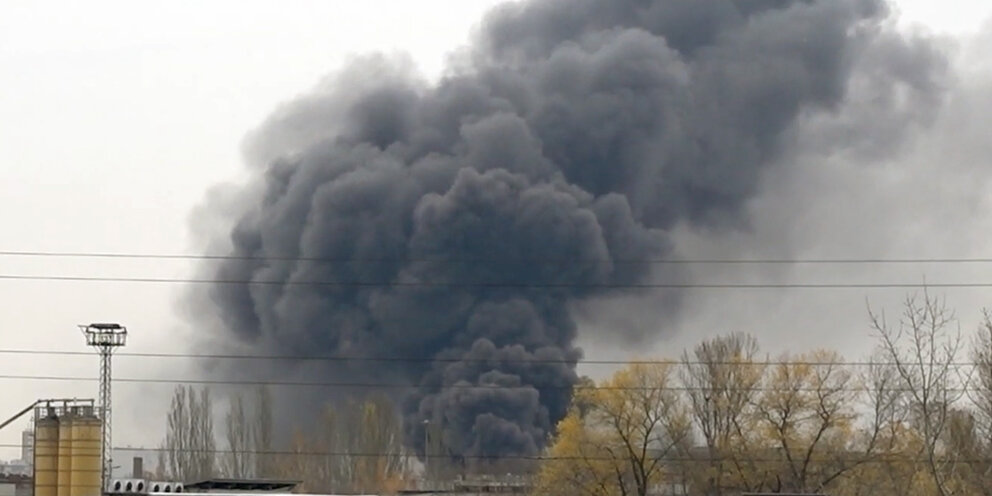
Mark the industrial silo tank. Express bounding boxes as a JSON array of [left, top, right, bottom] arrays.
[[57, 413, 74, 496], [34, 415, 60, 496], [69, 410, 102, 496]]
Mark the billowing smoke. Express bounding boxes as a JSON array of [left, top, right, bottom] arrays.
[[194, 0, 946, 461]]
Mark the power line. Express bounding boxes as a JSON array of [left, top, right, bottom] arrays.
[[0, 273, 986, 289], [0, 373, 981, 392], [0, 348, 983, 368], [0, 443, 984, 464], [3, 249, 992, 265]]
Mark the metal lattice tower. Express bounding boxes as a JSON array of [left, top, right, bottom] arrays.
[[81, 323, 127, 491]]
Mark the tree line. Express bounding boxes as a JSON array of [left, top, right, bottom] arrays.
[[157, 386, 274, 483], [158, 290, 992, 495], [156, 386, 410, 494], [537, 292, 992, 496]]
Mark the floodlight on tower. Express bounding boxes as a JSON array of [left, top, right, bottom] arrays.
[[80, 323, 126, 491]]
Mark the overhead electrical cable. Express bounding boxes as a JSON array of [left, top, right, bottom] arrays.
[[0, 443, 985, 463], [0, 348, 981, 368], [0, 373, 982, 393], [0, 273, 987, 289], [2, 249, 992, 265]]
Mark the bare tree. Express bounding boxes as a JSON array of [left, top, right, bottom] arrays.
[[192, 387, 216, 481], [870, 290, 967, 496], [839, 351, 923, 496], [350, 394, 409, 493], [957, 310, 992, 494], [163, 385, 216, 482], [164, 386, 191, 480], [274, 396, 409, 494], [253, 386, 273, 477], [277, 430, 320, 492], [315, 406, 343, 491], [971, 311, 992, 447], [278, 405, 345, 493], [155, 445, 167, 479], [224, 393, 253, 478]]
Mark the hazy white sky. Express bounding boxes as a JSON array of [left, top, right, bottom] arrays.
[[0, 0, 990, 462]]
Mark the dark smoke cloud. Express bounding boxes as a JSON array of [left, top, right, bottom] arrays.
[[193, 0, 946, 460]]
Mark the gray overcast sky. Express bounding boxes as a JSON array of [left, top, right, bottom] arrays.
[[1, 0, 991, 462]]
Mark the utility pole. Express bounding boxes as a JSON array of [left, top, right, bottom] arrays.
[[81, 323, 127, 491]]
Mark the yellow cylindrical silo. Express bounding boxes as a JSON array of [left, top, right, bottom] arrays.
[[69, 410, 102, 496], [57, 412, 74, 496], [34, 415, 60, 496]]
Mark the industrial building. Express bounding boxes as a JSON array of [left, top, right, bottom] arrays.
[[35, 400, 102, 496], [0, 475, 31, 496], [0, 322, 553, 496], [0, 400, 102, 496]]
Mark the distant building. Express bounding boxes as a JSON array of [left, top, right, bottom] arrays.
[[0, 429, 36, 478], [0, 474, 32, 496], [111, 449, 156, 479], [0, 461, 30, 477], [20, 431, 33, 467], [401, 474, 533, 495]]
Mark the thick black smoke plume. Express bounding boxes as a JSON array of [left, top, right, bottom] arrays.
[[196, 0, 945, 461]]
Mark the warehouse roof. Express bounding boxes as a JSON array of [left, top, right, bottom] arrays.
[[183, 479, 300, 492]]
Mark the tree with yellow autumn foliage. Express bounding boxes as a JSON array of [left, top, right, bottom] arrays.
[[537, 323, 981, 496], [679, 333, 766, 494], [536, 362, 691, 496], [747, 350, 864, 493], [675, 338, 877, 494]]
